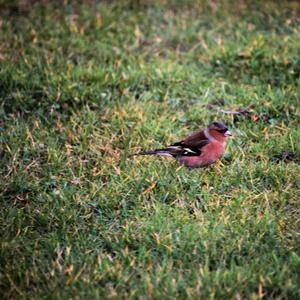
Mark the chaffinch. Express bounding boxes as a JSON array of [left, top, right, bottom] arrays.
[[133, 122, 232, 169]]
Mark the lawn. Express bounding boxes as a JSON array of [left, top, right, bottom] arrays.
[[1, 0, 300, 299]]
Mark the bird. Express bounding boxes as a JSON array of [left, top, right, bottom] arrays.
[[132, 122, 232, 169]]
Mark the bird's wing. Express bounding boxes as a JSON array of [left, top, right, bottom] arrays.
[[132, 145, 195, 157], [170, 140, 209, 156], [132, 130, 210, 158], [170, 130, 210, 156]]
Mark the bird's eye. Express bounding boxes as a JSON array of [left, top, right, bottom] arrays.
[[217, 128, 228, 133]]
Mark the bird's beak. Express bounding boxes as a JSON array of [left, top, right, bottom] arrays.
[[224, 130, 232, 137]]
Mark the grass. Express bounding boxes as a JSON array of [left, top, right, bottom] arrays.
[[1, 0, 300, 298]]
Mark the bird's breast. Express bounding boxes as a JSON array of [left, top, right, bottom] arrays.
[[201, 142, 225, 161]]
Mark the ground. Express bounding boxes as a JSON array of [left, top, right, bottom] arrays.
[[0, 0, 300, 299]]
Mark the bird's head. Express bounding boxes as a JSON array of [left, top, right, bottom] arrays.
[[208, 122, 232, 142]]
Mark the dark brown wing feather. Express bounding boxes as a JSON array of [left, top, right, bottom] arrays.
[[170, 130, 209, 156], [133, 130, 209, 158], [182, 130, 207, 146]]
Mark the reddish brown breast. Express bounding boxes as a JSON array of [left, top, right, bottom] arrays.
[[200, 141, 225, 162], [178, 141, 225, 168]]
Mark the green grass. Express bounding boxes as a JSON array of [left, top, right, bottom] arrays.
[[1, 0, 300, 299]]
